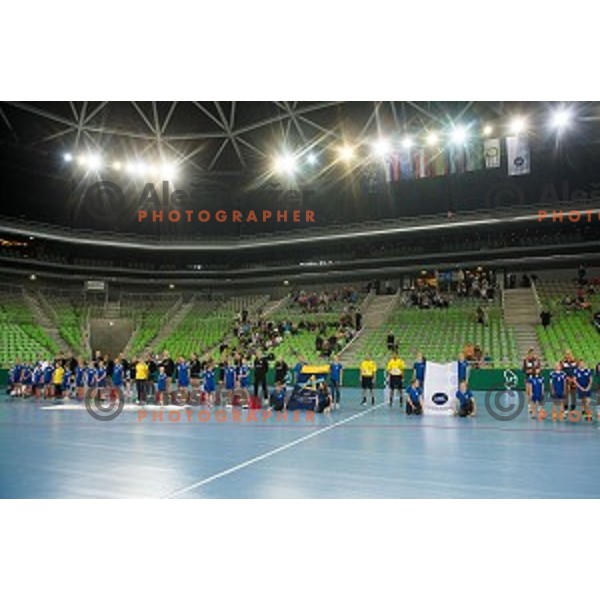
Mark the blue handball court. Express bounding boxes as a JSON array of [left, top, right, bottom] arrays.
[[2, 388, 600, 499]]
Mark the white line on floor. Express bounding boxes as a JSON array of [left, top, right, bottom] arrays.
[[164, 403, 384, 498]]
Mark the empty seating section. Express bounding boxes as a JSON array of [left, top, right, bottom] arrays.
[[0, 291, 58, 365], [535, 280, 599, 366], [44, 294, 85, 354], [356, 302, 518, 367], [125, 296, 181, 356], [156, 302, 229, 357]]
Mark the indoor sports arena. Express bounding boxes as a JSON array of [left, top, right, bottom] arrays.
[[0, 101, 599, 499]]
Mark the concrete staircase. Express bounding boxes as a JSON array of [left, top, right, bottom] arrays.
[[503, 287, 544, 363], [261, 297, 288, 318], [340, 293, 399, 365], [23, 291, 71, 354]]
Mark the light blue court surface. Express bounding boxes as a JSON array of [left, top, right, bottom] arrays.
[[1, 389, 600, 498]]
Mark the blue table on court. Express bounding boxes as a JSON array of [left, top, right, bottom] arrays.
[[1, 389, 600, 499]]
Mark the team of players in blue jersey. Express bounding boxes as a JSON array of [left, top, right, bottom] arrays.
[[6, 353, 254, 407], [5, 348, 598, 418]]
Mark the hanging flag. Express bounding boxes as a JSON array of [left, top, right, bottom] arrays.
[[414, 148, 428, 178], [399, 148, 413, 180], [448, 145, 465, 174], [506, 135, 531, 176], [430, 147, 447, 177], [465, 140, 483, 172], [383, 155, 392, 183], [483, 138, 501, 168]]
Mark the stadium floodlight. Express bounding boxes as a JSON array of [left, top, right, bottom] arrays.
[[77, 155, 87, 167], [134, 162, 147, 176], [372, 138, 390, 157], [88, 154, 102, 170], [160, 163, 176, 179], [510, 116, 527, 135], [552, 109, 571, 129], [30, 274, 36, 281], [426, 132, 439, 146], [307, 153, 317, 166], [338, 145, 355, 162], [274, 154, 297, 175], [169, 284, 175, 289], [63, 152, 73, 162], [482, 124, 493, 137], [112, 161, 122, 171], [401, 136, 413, 150], [451, 126, 467, 144]]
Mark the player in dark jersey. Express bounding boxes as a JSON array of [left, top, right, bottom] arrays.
[[527, 367, 545, 419], [413, 352, 426, 388], [406, 379, 423, 415], [549, 363, 567, 418], [522, 348, 541, 413], [574, 360, 593, 415], [203, 362, 217, 405], [156, 366, 167, 406], [329, 355, 343, 407], [175, 357, 190, 404], [455, 381, 476, 417], [561, 350, 577, 412]]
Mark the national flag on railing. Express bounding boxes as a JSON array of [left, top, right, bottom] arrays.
[[430, 147, 447, 177], [399, 148, 413, 179], [414, 148, 428, 178], [448, 145, 465, 174], [465, 140, 483, 172]]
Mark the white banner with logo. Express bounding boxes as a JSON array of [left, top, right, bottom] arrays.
[[423, 361, 458, 415]]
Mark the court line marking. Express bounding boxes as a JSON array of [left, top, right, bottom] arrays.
[[164, 403, 384, 498]]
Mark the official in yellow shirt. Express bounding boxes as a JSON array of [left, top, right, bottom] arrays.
[[386, 354, 406, 407], [52, 364, 65, 398], [360, 357, 377, 406], [135, 358, 149, 404]]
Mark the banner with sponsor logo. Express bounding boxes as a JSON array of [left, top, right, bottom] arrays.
[[506, 135, 531, 176], [423, 361, 458, 415]]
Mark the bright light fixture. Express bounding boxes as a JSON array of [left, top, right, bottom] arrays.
[[510, 116, 527, 135], [339, 145, 354, 161], [372, 138, 390, 157], [552, 109, 571, 129], [451, 126, 467, 144], [426, 132, 439, 146]]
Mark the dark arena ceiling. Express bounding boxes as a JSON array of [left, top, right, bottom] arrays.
[[1, 101, 600, 238]]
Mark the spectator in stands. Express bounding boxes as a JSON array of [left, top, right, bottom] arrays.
[[355, 309, 363, 330], [476, 306, 485, 325], [386, 330, 395, 352], [540, 307, 552, 328], [472, 345, 483, 369]]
